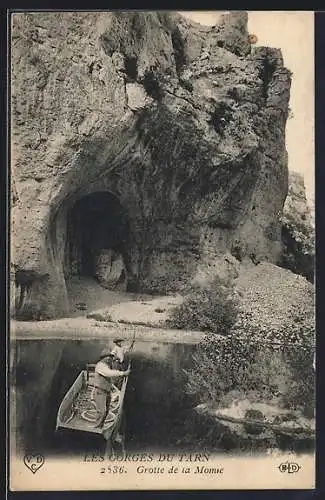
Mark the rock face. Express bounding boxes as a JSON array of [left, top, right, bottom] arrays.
[[11, 11, 291, 319], [280, 172, 315, 283]]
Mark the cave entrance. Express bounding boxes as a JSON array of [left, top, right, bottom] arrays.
[[64, 191, 131, 293]]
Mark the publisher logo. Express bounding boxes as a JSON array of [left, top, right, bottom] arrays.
[[23, 453, 45, 474], [278, 462, 301, 474]]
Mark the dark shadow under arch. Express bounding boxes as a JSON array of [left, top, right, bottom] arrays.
[[64, 191, 131, 283]]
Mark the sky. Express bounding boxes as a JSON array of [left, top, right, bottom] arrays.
[[180, 11, 315, 204]]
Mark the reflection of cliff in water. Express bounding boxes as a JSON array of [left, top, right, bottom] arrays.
[[12, 339, 202, 456], [124, 347, 196, 452]]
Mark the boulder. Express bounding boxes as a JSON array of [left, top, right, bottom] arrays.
[[94, 249, 126, 291]]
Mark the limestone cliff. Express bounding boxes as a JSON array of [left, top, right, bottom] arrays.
[[280, 172, 315, 282], [11, 11, 291, 319]]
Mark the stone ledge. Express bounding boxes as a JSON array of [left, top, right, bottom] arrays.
[[11, 318, 207, 344]]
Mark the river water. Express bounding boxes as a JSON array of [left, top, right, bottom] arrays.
[[11, 338, 315, 458], [12, 339, 211, 457]]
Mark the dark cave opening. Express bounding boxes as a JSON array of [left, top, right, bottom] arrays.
[[64, 191, 131, 288], [124, 54, 138, 81]]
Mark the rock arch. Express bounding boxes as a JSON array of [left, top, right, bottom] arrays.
[[11, 11, 292, 320]]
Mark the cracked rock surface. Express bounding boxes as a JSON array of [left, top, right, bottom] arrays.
[[11, 11, 292, 319], [280, 172, 315, 283]]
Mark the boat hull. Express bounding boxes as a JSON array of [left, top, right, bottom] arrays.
[[56, 367, 129, 441]]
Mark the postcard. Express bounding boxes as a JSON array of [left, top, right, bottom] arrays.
[[9, 10, 315, 491]]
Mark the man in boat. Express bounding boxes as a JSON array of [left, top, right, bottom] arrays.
[[109, 338, 132, 393], [111, 338, 130, 368], [92, 342, 130, 428]]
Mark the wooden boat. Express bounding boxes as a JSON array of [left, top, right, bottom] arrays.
[[56, 362, 130, 443]]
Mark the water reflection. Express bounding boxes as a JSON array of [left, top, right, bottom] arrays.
[[12, 339, 314, 457], [12, 339, 199, 457]]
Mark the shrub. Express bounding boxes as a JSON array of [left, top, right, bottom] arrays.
[[185, 334, 288, 407], [280, 319, 315, 416], [167, 276, 239, 335], [184, 299, 315, 415]]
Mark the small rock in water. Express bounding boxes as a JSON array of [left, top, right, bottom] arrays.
[[243, 409, 265, 435]]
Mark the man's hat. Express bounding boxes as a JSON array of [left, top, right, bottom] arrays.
[[99, 343, 115, 359], [113, 338, 124, 346]]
